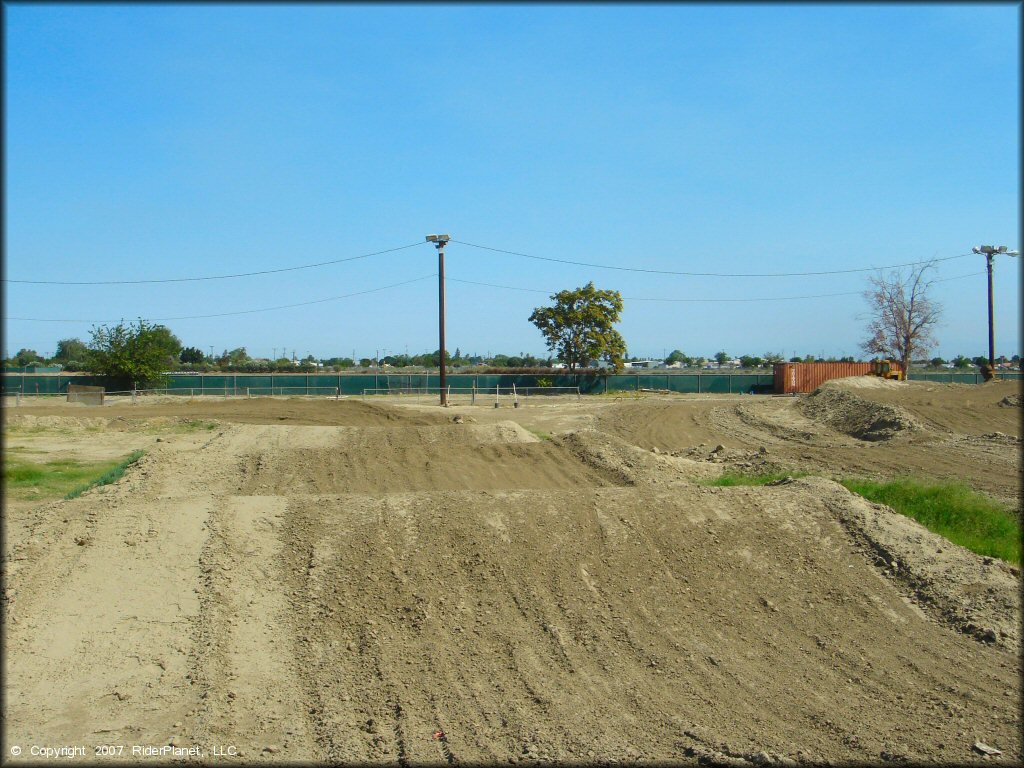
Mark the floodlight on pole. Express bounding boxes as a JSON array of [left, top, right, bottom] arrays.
[[426, 234, 451, 406], [971, 245, 1019, 374]]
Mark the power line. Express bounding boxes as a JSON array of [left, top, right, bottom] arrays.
[[450, 239, 972, 278], [5, 274, 436, 323], [447, 270, 986, 303], [4, 269, 989, 324], [3, 242, 426, 285]]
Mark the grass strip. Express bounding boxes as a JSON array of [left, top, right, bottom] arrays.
[[705, 471, 1020, 565], [4, 451, 146, 502], [62, 451, 145, 500], [840, 477, 1021, 566], [704, 471, 805, 487]]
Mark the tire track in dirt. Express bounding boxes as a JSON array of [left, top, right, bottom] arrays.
[[275, 482, 1020, 763], [189, 493, 320, 761]]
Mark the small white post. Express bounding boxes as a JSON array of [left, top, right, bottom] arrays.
[[336, 387, 340, 401], [132, 389, 137, 404]]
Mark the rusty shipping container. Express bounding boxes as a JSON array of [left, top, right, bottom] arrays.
[[773, 361, 903, 394]]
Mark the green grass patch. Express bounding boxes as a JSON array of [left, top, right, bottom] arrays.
[[63, 450, 145, 499], [3, 451, 144, 502], [840, 478, 1021, 566], [704, 471, 806, 487], [526, 428, 553, 441]]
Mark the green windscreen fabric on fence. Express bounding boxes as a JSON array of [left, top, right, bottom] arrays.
[[1, 374, 106, 394], [3, 370, 1019, 396]]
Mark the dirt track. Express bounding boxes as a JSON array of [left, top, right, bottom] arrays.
[[2, 379, 1021, 764]]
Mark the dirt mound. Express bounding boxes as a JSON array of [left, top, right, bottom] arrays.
[[594, 400, 749, 452], [238, 424, 626, 494], [5, 397, 451, 427], [999, 393, 1022, 407], [826, 375, 907, 390], [272, 476, 1019, 764], [832, 379, 1020, 437], [799, 384, 922, 441], [4, 413, 111, 430], [808, 477, 1020, 652]]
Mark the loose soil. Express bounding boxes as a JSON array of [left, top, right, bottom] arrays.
[[2, 378, 1020, 764]]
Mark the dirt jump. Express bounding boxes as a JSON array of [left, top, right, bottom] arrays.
[[3, 377, 1020, 764]]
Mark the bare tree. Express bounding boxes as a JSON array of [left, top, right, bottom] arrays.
[[861, 261, 941, 374]]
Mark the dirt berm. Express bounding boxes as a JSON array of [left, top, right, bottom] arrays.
[[2, 397, 1020, 765], [797, 381, 922, 441]]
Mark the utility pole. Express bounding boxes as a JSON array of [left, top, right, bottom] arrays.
[[426, 234, 451, 406], [972, 245, 1019, 374]]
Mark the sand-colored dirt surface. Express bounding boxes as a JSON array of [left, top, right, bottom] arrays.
[[2, 378, 1020, 764]]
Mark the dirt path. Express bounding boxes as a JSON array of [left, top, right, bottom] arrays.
[[2, 392, 1020, 764]]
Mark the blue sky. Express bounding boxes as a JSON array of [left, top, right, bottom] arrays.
[[4, 3, 1020, 362]]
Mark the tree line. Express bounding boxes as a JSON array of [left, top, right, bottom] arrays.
[[5, 263, 1019, 386]]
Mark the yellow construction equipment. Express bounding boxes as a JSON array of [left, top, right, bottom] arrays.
[[868, 359, 905, 381]]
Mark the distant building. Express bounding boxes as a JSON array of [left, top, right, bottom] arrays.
[[624, 359, 662, 369]]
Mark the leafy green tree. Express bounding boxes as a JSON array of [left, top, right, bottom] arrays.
[[929, 357, 946, 368], [739, 355, 763, 369], [528, 282, 626, 371], [150, 326, 183, 363], [763, 351, 784, 364], [952, 355, 972, 369], [54, 338, 89, 363], [87, 320, 182, 388], [228, 348, 250, 365], [714, 351, 730, 366], [180, 346, 205, 364], [971, 355, 989, 368], [13, 349, 42, 367], [665, 349, 689, 366]]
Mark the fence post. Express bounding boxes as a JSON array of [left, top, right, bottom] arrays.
[[16, 392, 22, 406], [336, 387, 340, 401], [697, 375, 701, 394], [190, 388, 194, 401], [132, 389, 137, 404], [729, 375, 732, 394], [247, 387, 250, 399]]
